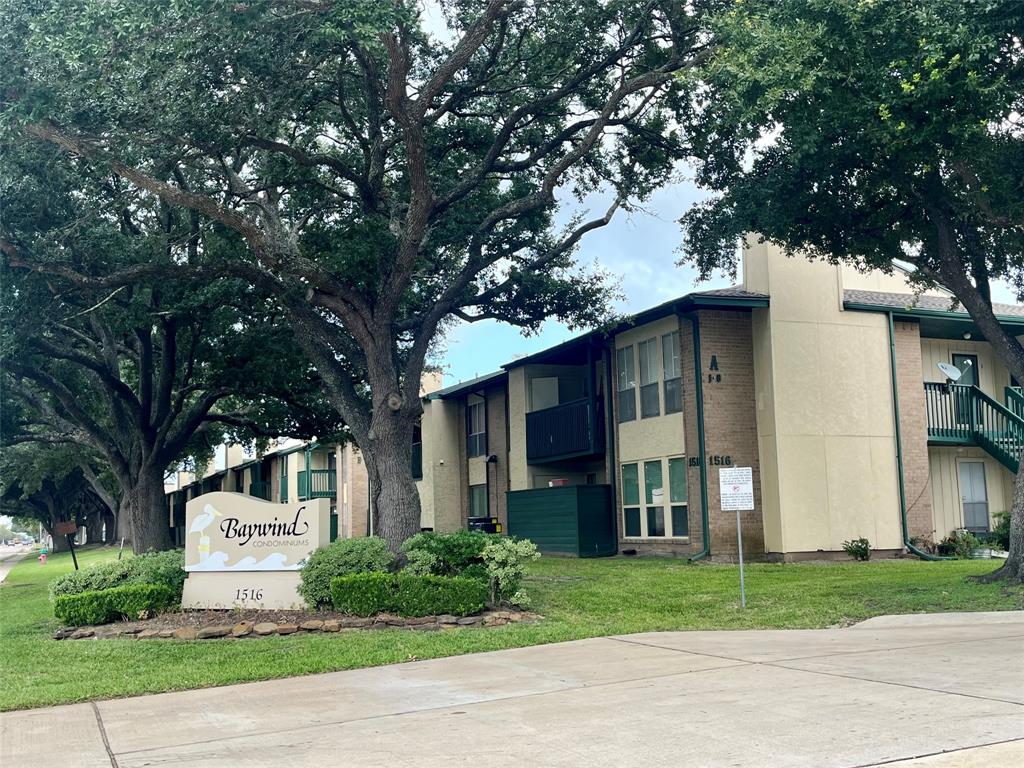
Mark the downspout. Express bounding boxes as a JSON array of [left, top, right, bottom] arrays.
[[686, 311, 711, 562], [887, 312, 948, 561], [603, 339, 618, 550]]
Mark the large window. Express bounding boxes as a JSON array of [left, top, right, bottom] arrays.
[[616, 346, 637, 423], [467, 401, 486, 457], [638, 338, 660, 418], [469, 484, 488, 518], [621, 457, 689, 538], [662, 331, 682, 414]]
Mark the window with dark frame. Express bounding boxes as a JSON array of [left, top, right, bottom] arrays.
[[662, 331, 682, 414], [411, 422, 423, 480], [466, 401, 486, 457], [668, 457, 688, 536], [638, 337, 660, 418], [469, 483, 488, 518], [644, 459, 665, 536], [621, 463, 641, 536], [616, 346, 637, 422]]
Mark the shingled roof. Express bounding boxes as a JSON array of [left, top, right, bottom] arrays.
[[844, 289, 1024, 318]]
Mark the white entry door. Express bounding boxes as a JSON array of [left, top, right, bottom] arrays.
[[958, 461, 990, 533]]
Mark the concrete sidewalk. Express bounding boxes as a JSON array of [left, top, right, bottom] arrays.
[[2, 612, 1022, 768]]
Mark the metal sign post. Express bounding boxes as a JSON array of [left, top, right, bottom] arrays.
[[719, 467, 754, 609]]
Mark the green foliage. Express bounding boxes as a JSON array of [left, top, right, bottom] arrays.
[[53, 584, 175, 626], [49, 550, 186, 602], [938, 530, 981, 559], [330, 573, 487, 617], [401, 531, 491, 577], [298, 537, 394, 609], [991, 512, 1011, 552], [841, 538, 872, 562], [482, 537, 540, 606]]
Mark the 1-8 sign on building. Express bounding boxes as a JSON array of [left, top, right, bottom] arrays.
[[719, 467, 754, 608]]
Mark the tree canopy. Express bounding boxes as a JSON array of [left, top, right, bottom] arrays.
[[680, 0, 1024, 580], [0, 0, 721, 548]]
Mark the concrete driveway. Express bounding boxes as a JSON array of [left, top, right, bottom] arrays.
[[2, 611, 1022, 768]]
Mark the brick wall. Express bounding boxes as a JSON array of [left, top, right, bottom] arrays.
[[893, 321, 933, 540], [688, 310, 765, 559]]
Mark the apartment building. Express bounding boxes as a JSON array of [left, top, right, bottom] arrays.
[[166, 240, 1023, 560]]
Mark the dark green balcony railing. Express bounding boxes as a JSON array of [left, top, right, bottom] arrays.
[[298, 469, 336, 500], [925, 382, 1024, 472], [525, 397, 605, 463], [248, 481, 271, 501], [1006, 386, 1024, 420]]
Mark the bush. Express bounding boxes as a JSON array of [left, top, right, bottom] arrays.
[[54, 584, 175, 626], [298, 537, 394, 609], [482, 537, 540, 606], [49, 550, 186, 602], [938, 530, 980, 559], [991, 512, 1011, 552], [330, 572, 487, 617], [401, 531, 490, 577], [841, 538, 871, 561]]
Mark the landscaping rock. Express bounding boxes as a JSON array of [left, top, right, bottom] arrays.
[[158, 630, 176, 638], [231, 622, 253, 638], [457, 616, 482, 626], [322, 620, 341, 632], [300, 620, 324, 631], [70, 628, 95, 639], [253, 622, 278, 636], [197, 625, 232, 639], [276, 623, 299, 635], [340, 617, 372, 628], [404, 616, 435, 626], [483, 616, 508, 627], [52, 628, 76, 640], [120, 627, 143, 635], [172, 627, 198, 641], [437, 614, 459, 625], [137, 629, 161, 639]]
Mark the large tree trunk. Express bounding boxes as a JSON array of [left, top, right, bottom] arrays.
[[42, 523, 66, 553], [125, 468, 173, 553], [976, 464, 1024, 584], [364, 403, 422, 552]]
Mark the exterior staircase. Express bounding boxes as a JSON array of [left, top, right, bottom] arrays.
[[924, 383, 1024, 472]]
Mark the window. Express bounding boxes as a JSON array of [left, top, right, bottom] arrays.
[[669, 457, 688, 537], [411, 422, 423, 480], [469, 484, 488, 518], [621, 463, 641, 536], [467, 401, 486, 457], [616, 346, 637, 422], [638, 338, 660, 418], [644, 459, 665, 536], [662, 331, 682, 414]]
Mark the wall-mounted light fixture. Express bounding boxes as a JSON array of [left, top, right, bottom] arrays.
[[963, 332, 972, 340]]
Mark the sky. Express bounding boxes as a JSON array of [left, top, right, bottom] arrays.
[[437, 179, 732, 385]]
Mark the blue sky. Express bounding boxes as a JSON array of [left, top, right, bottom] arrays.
[[438, 180, 732, 385]]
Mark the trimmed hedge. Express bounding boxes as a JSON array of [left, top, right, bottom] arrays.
[[330, 573, 487, 617], [49, 550, 186, 602], [400, 531, 491, 577], [54, 584, 176, 626], [298, 537, 394, 609]]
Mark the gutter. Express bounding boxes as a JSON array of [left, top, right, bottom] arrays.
[[684, 311, 711, 562], [604, 338, 618, 553], [887, 312, 949, 561]]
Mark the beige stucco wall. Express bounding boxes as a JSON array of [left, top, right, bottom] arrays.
[[507, 366, 528, 491], [416, 397, 463, 532], [614, 315, 687, 465], [745, 239, 903, 552], [928, 446, 1012, 537]]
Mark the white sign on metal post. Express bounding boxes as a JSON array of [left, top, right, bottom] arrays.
[[719, 467, 754, 608]]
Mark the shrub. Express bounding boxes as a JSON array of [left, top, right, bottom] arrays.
[[299, 537, 394, 609], [938, 530, 980, 559], [482, 537, 540, 606], [49, 550, 186, 602], [841, 538, 871, 562], [330, 573, 487, 617], [401, 530, 490, 576], [991, 512, 1011, 552], [54, 584, 175, 626]]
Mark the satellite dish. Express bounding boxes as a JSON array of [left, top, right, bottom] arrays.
[[937, 362, 963, 381]]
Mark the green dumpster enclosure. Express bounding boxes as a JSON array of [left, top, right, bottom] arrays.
[[506, 485, 616, 557]]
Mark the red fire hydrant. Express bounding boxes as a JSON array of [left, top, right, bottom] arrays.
[[38, 552, 47, 565]]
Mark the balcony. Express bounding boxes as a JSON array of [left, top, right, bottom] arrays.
[[248, 481, 271, 501], [924, 382, 1024, 471], [525, 397, 605, 464], [298, 469, 336, 500]]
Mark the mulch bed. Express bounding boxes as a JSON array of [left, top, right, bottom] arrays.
[[52, 608, 541, 641]]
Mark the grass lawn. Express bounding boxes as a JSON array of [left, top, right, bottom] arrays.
[[1, 545, 1021, 711]]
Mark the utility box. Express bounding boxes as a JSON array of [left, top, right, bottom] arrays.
[[506, 485, 616, 557]]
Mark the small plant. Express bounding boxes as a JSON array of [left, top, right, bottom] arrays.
[[990, 512, 1011, 552], [298, 537, 394, 609], [937, 530, 980, 559], [53, 584, 175, 626], [841, 538, 871, 561], [330, 573, 487, 617], [482, 536, 540, 605], [400, 530, 491, 577]]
